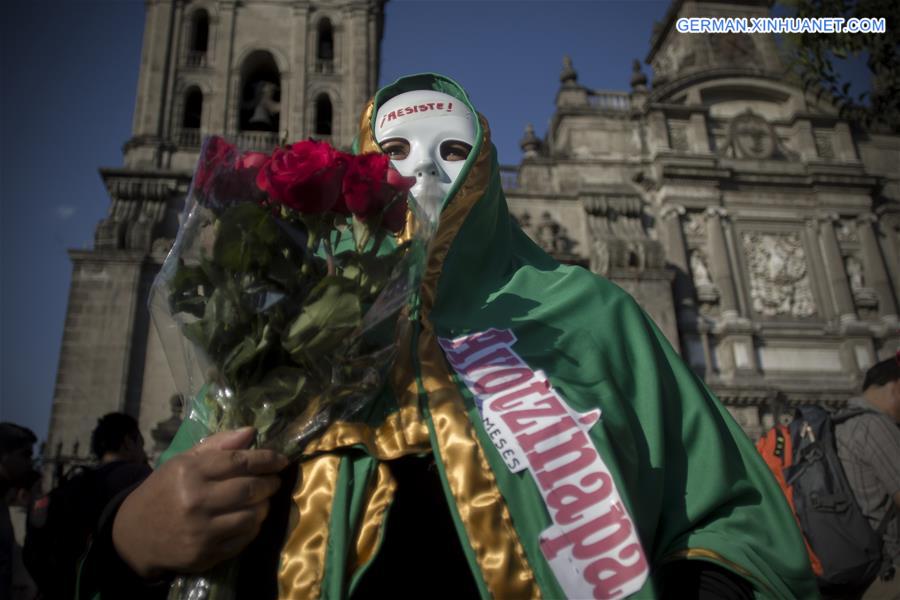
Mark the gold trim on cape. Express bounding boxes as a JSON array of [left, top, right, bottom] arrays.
[[350, 462, 397, 576], [278, 455, 342, 599], [414, 116, 541, 599]]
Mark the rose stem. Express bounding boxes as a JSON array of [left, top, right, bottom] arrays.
[[322, 236, 336, 277]]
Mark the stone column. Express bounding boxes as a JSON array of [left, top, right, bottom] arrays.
[[210, 2, 236, 134], [660, 205, 696, 318], [793, 119, 818, 161], [833, 122, 857, 161], [878, 215, 900, 303], [705, 207, 739, 319], [817, 213, 856, 323], [857, 213, 899, 321], [289, 4, 310, 140], [687, 113, 710, 153], [646, 110, 668, 155], [160, 0, 186, 145]]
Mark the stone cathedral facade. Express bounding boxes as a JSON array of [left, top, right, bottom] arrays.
[[47, 0, 898, 467], [47, 0, 387, 466], [505, 1, 899, 438]]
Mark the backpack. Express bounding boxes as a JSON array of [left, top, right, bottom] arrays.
[[756, 404, 896, 597], [23, 466, 100, 599]]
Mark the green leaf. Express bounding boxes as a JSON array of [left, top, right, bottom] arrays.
[[282, 277, 362, 359], [214, 203, 282, 272], [169, 261, 212, 318], [240, 367, 311, 410]]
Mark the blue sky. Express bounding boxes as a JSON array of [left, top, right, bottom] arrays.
[[0, 0, 873, 445]]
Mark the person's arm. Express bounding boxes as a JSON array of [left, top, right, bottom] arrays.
[[77, 427, 288, 599], [859, 416, 900, 513], [112, 427, 288, 578]]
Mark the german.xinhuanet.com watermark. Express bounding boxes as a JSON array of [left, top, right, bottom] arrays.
[[676, 17, 887, 34]]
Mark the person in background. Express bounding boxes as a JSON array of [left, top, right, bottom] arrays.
[[836, 354, 900, 600], [6, 470, 40, 600], [0, 423, 37, 600], [24, 413, 151, 599]]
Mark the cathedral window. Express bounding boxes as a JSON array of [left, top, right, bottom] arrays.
[[180, 87, 203, 147], [186, 9, 209, 67], [316, 19, 334, 74], [315, 94, 333, 136], [239, 51, 281, 134]]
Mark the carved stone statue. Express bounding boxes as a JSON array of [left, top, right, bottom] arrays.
[[248, 81, 281, 130], [845, 255, 864, 291], [690, 250, 712, 287]]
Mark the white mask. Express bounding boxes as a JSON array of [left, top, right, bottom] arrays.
[[374, 90, 476, 223]]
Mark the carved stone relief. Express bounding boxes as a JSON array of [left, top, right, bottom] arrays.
[[668, 120, 689, 151], [582, 193, 665, 275], [742, 232, 816, 318], [683, 212, 706, 241], [514, 210, 577, 257], [731, 111, 774, 159], [835, 220, 858, 244], [96, 175, 180, 251], [813, 130, 835, 160], [720, 110, 797, 160]]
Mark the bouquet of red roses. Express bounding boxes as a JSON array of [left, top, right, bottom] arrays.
[[149, 136, 425, 600]]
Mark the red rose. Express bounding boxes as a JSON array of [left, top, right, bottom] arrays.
[[236, 151, 268, 171], [194, 136, 237, 195], [342, 153, 415, 232], [205, 150, 269, 205], [256, 141, 348, 214]]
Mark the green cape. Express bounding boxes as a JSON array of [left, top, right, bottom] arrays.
[[158, 73, 817, 599]]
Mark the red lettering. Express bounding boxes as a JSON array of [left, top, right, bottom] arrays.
[[427, 102, 436, 110], [487, 380, 548, 412], [515, 417, 578, 453], [529, 429, 597, 486], [418, 104, 428, 112], [474, 367, 532, 395], [436, 102, 444, 110], [545, 472, 613, 524], [441, 329, 515, 365], [540, 502, 634, 562], [464, 346, 519, 372], [447, 102, 453, 111], [584, 543, 647, 599], [501, 394, 567, 433]]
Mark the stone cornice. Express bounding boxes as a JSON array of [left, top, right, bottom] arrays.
[[607, 268, 675, 282], [68, 249, 153, 265], [100, 168, 190, 203], [648, 68, 790, 105], [660, 164, 732, 181]]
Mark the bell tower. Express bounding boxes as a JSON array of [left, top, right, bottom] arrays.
[[47, 0, 386, 471]]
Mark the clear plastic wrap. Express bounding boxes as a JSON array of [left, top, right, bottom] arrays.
[[148, 136, 431, 600]]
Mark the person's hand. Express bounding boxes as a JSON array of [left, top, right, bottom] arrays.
[[112, 427, 289, 579]]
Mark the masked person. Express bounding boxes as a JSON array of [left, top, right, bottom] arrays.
[[82, 74, 817, 599]]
